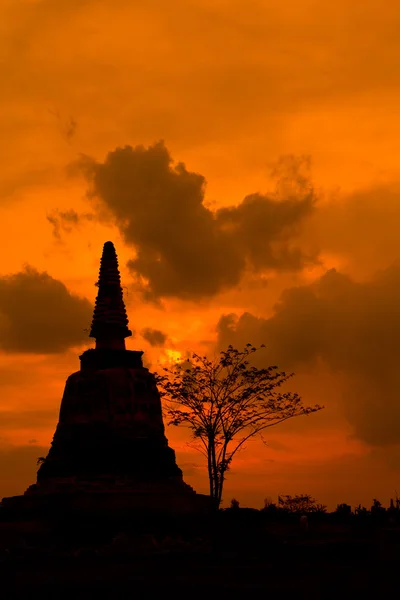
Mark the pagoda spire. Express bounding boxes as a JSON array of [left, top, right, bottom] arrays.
[[89, 241, 132, 349]]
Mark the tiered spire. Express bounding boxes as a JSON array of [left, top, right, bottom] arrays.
[[89, 241, 132, 348]]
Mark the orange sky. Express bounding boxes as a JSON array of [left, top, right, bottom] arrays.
[[1, 0, 400, 510]]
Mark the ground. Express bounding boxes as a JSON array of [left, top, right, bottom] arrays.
[[1, 518, 399, 599], [1, 548, 397, 598]]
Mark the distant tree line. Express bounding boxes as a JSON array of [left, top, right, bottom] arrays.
[[226, 494, 400, 523]]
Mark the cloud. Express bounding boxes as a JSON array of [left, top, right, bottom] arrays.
[[72, 142, 316, 300], [46, 208, 95, 239], [0, 266, 93, 353], [3, 0, 400, 216], [301, 183, 400, 277], [141, 327, 168, 347], [47, 109, 78, 143], [216, 265, 400, 447]]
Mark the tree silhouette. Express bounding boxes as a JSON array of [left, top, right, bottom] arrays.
[[355, 504, 369, 516], [156, 344, 323, 507], [335, 503, 352, 516], [278, 494, 327, 514], [262, 497, 279, 513], [230, 498, 240, 509]]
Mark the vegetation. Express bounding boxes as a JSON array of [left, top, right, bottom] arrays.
[[335, 503, 352, 516], [277, 494, 327, 513], [230, 495, 400, 521], [156, 343, 323, 507]]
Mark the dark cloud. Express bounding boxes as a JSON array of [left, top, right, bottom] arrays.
[[141, 327, 168, 347], [216, 265, 400, 447], [65, 116, 77, 141], [48, 109, 77, 142], [47, 209, 95, 239], [72, 142, 316, 300], [0, 266, 93, 353]]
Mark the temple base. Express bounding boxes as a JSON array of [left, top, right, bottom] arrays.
[[1, 490, 213, 520], [1, 477, 214, 520]]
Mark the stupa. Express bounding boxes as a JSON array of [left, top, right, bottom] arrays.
[[2, 242, 211, 517]]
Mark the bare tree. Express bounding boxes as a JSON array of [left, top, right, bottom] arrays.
[[156, 344, 323, 508]]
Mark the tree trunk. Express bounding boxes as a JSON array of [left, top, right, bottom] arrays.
[[207, 443, 214, 498], [216, 442, 229, 506], [210, 436, 220, 508]]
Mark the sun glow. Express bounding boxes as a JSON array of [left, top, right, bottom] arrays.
[[158, 349, 182, 365]]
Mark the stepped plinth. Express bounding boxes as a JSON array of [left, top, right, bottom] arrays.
[[2, 241, 212, 519]]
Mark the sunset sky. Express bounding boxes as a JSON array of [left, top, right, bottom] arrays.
[[2, 0, 400, 510]]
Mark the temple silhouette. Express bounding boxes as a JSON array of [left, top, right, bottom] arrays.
[[2, 241, 211, 517]]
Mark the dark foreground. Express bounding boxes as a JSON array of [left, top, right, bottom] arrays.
[[1, 514, 399, 599], [2, 551, 398, 599]]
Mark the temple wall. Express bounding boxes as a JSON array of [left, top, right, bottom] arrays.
[[59, 368, 165, 436], [37, 363, 183, 482]]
